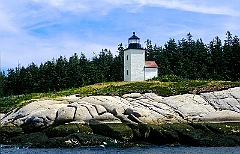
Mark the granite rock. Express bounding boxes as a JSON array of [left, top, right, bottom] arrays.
[[1, 87, 240, 127]]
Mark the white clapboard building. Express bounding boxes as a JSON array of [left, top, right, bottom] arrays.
[[124, 32, 158, 81]]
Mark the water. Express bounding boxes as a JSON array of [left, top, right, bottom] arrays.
[[1, 146, 240, 154]]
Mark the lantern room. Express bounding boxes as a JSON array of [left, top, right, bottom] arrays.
[[128, 32, 141, 49]]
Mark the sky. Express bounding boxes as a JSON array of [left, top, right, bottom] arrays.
[[1, 0, 240, 72]]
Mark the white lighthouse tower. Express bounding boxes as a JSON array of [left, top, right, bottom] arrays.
[[124, 32, 158, 81], [124, 32, 145, 81]]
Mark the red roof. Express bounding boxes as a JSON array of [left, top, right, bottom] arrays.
[[145, 61, 158, 68]]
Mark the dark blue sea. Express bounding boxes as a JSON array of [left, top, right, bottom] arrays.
[[1, 145, 240, 154]]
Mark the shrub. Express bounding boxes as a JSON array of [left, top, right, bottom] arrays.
[[150, 74, 183, 82]]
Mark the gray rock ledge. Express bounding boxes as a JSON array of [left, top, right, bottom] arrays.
[[1, 87, 240, 128]]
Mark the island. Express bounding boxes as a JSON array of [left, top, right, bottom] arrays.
[[1, 86, 240, 148]]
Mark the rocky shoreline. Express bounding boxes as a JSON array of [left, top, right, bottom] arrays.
[[1, 122, 240, 148], [1, 87, 240, 147]]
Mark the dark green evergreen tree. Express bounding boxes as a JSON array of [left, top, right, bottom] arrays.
[[38, 60, 56, 92], [208, 36, 223, 79], [112, 43, 124, 81], [55, 56, 68, 90], [0, 71, 5, 97], [155, 46, 172, 75], [79, 53, 92, 85], [92, 49, 114, 83], [194, 39, 209, 79], [231, 35, 240, 81]]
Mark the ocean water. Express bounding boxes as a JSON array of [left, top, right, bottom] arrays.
[[1, 146, 240, 154]]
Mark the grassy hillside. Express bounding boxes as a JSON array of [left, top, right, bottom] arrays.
[[1, 80, 240, 113]]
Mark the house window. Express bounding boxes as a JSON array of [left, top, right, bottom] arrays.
[[127, 70, 128, 75], [127, 55, 128, 60]]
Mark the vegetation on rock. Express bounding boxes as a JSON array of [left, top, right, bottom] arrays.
[[90, 123, 133, 141], [44, 124, 93, 138], [1, 80, 240, 113], [1, 123, 240, 147]]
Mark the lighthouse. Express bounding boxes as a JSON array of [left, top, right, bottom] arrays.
[[124, 32, 158, 81]]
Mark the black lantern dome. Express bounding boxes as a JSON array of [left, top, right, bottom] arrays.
[[128, 32, 141, 49]]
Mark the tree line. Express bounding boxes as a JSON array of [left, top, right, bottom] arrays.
[[146, 31, 240, 81], [0, 48, 124, 96], [0, 31, 240, 97]]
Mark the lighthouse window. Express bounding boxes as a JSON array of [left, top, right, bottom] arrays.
[[127, 70, 128, 75], [127, 55, 128, 60]]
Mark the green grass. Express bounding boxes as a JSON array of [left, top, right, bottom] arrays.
[[1, 80, 240, 113]]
